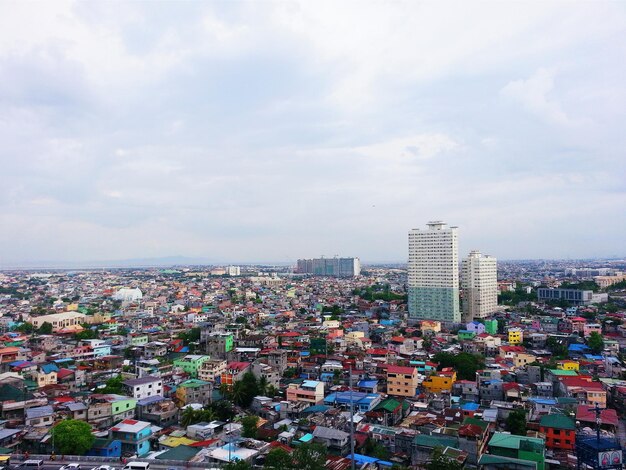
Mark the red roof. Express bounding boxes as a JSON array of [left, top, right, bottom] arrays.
[[189, 439, 220, 447], [576, 405, 618, 427], [387, 365, 416, 375]]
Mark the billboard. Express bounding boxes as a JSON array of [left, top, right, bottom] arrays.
[[599, 450, 622, 468]]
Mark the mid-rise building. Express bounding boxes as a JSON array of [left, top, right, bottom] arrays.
[[462, 251, 498, 321], [226, 266, 241, 276], [408, 221, 460, 323], [296, 257, 361, 277]]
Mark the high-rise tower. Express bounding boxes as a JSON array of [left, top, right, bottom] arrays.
[[408, 221, 460, 323], [462, 250, 498, 321]]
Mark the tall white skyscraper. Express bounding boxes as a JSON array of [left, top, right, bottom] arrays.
[[462, 250, 498, 321], [408, 221, 460, 323]]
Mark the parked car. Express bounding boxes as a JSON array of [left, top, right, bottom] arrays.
[[60, 464, 81, 470]]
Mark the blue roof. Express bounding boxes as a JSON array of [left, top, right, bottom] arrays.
[[137, 395, 166, 406], [300, 351, 310, 356], [569, 344, 590, 351], [8, 360, 33, 368], [40, 363, 59, 374], [584, 354, 604, 360], [357, 380, 378, 388], [350, 454, 394, 467], [53, 358, 74, 364], [299, 433, 314, 442], [324, 392, 380, 407], [302, 405, 330, 414], [529, 398, 557, 405], [461, 402, 480, 411]]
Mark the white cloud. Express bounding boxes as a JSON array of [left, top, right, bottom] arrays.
[[0, 1, 625, 263]]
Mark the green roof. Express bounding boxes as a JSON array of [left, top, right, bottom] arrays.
[[155, 445, 200, 461], [463, 417, 489, 431], [374, 398, 402, 412], [539, 414, 576, 431], [479, 454, 537, 469], [548, 369, 578, 376], [179, 379, 210, 388], [489, 432, 544, 451], [413, 434, 458, 449]]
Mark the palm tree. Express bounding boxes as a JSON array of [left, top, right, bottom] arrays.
[[200, 407, 217, 422], [258, 376, 268, 396], [219, 383, 231, 399], [180, 406, 196, 428], [231, 381, 245, 406]]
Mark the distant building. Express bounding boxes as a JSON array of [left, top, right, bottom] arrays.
[[462, 251, 498, 321], [408, 221, 460, 323], [537, 288, 601, 305], [226, 266, 241, 276], [112, 288, 143, 302], [296, 257, 361, 277]]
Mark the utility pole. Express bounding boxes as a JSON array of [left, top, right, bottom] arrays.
[[349, 366, 355, 470]]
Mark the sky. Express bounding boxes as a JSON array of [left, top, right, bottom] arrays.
[[0, 1, 625, 266]]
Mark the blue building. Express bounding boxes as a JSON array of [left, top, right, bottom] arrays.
[[324, 392, 381, 412], [87, 438, 121, 457], [110, 419, 152, 457]]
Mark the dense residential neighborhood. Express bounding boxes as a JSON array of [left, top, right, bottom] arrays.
[[0, 259, 625, 469]]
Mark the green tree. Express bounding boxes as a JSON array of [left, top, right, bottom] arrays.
[[241, 415, 259, 438], [292, 443, 327, 470], [15, 322, 34, 334], [432, 352, 485, 381], [98, 374, 124, 394], [425, 447, 463, 470], [37, 322, 53, 334], [505, 409, 527, 436], [264, 448, 294, 469], [223, 460, 253, 470], [587, 331, 604, 354], [74, 328, 98, 341], [51, 419, 95, 455], [258, 376, 268, 396], [363, 437, 390, 460], [181, 407, 197, 428]]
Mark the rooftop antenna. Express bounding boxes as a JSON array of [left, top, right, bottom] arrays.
[[588, 402, 606, 443]]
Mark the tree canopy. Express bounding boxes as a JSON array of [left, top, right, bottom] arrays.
[[505, 409, 527, 436], [432, 352, 485, 380], [291, 443, 328, 470], [425, 447, 463, 470], [587, 331, 604, 354], [51, 419, 95, 455], [241, 415, 259, 438]]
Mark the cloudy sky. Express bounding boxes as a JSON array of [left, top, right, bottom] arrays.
[[1, 1, 625, 265]]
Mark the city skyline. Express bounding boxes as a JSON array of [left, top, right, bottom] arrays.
[[1, 1, 625, 264]]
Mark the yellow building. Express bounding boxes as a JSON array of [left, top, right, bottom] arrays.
[[30, 312, 86, 332], [422, 369, 457, 393], [421, 321, 441, 334], [508, 328, 523, 345], [83, 312, 112, 325], [557, 360, 580, 372], [513, 353, 537, 368], [387, 365, 419, 397]]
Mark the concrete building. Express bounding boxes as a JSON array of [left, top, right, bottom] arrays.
[[30, 312, 86, 332], [408, 221, 460, 323], [462, 251, 498, 321], [386, 365, 418, 397], [122, 376, 163, 399], [537, 288, 594, 305], [226, 266, 241, 276], [296, 257, 361, 277]]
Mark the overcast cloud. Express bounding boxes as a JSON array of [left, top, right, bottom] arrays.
[[0, 1, 625, 265]]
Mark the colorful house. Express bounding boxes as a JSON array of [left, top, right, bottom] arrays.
[[387, 365, 418, 397], [539, 414, 576, 450], [110, 419, 152, 457], [485, 432, 545, 470], [484, 319, 498, 335], [508, 328, 523, 345], [556, 360, 580, 372], [173, 355, 211, 378], [422, 368, 457, 394]]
